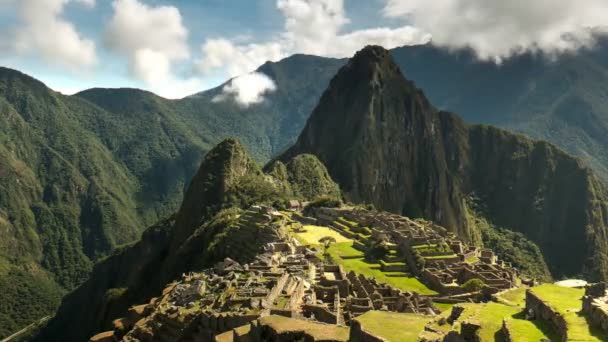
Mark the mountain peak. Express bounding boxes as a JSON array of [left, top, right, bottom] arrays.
[[352, 45, 391, 63], [335, 45, 404, 86], [170, 138, 260, 247]]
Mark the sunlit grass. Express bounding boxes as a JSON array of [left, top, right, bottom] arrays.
[[326, 242, 436, 295], [356, 311, 430, 342]]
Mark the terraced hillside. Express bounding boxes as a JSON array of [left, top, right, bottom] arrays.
[[74, 202, 608, 341]]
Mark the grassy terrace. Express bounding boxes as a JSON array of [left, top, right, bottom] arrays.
[[424, 287, 557, 341], [291, 225, 352, 245], [459, 302, 555, 342], [529, 284, 608, 341], [288, 222, 436, 295], [356, 311, 430, 342], [325, 242, 436, 295], [424, 254, 458, 260], [259, 315, 349, 341]]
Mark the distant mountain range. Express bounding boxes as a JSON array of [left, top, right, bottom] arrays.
[[3, 41, 608, 337], [280, 45, 608, 283], [35, 45, 608, 342]]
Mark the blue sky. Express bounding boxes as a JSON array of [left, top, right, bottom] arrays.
[[1, 0, 605, 101], [0, 0, 423, 99]]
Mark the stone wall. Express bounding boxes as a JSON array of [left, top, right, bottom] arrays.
[[525, 290, 568, 341], [198, 313, 260, 333], [348, 319, 388, 342], [302, 304, 339, 324], [582, 283, 608, 332], [501, 319, 513, 342]]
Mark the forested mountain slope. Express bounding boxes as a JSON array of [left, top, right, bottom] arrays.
[[280, 46, 608, 282]]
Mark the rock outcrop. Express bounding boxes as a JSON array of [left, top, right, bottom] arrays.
[[280, 45, 608, 280]]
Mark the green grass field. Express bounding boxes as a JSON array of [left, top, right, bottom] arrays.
[[291, 225, 352, 245], [356, 311, 431, 341], [457, 302, 554, 342], [326, 242, 436, 295], [495, 288, 527, 307], [529, 284, 608, 341]]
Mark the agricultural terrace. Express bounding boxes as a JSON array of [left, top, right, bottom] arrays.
[[287, 221, 436, 295]]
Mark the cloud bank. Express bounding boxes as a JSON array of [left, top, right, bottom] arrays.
[[383, 0, 608, 61], [105, 0, 201, 98], [201, 0, 430, 106], [9, 0, 97, 71]]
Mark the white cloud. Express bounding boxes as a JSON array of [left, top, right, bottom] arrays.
[[9, 0, 97, 71], [105, 0, 198, 98], [383, 0, 608, 61], [213, 72, 277, 107], [198, 0, 428, 105], [198, 39, 285, 77]]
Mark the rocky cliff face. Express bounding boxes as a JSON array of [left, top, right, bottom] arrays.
[[281, 46, 608, 280]]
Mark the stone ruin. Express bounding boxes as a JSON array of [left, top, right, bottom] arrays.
[[310, 207, 519, 297], [88, 205, 523, 341], [582, 282, 608, 332]]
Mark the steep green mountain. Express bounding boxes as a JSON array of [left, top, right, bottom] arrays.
[[179, 42, 608, 182], [390, 41, 608, 180], [279, 45, 608, 281], [183, 54, 345, 158], [35, 138, 340, 342], [0, 68, 150, 337], [0, 54, 344, 336]]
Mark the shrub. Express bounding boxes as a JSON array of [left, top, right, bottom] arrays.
[[461, 278, 486, 292], [367, 241, 390, 261], [304, 196, 342, 213]]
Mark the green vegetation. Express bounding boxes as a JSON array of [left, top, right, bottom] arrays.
[[433, 302, 454, 312], [529, 284, 608, 341], [366, 242, 390, 261], [290, 225, 351, 245], [461, 278, 486, 292], [457, 302, 555, 342], [279, 45, 608, 284], [0, 267, 64, 338], [356, 311, 430, 342], [0, 57, 344, 335], [495, 288, 527, 308], [478, 218, 552, 281], [304, 195, 343, 212], [412, 243, 452, 255], [284, 154, 341, 199], [325, 242, 436, 295]]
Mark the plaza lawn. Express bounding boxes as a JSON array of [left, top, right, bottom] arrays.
[[495, 288, 527, 307], [458, 302, 555, 342], [325, 242, 437, 295], [356, 311, 430, 342], [291, 225, 352, 245], [529, 284, 608, 341]]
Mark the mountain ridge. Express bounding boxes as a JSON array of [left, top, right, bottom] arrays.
[[35, 138, 341, 342], [279, 45, 608, 281]]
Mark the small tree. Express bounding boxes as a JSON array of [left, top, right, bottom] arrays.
[[461, 278, 486, 292], [319, 236, 337, 257], [303, 196, 342, 214], [412, 250, 426, 271], [367, 241, 390, 261]]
